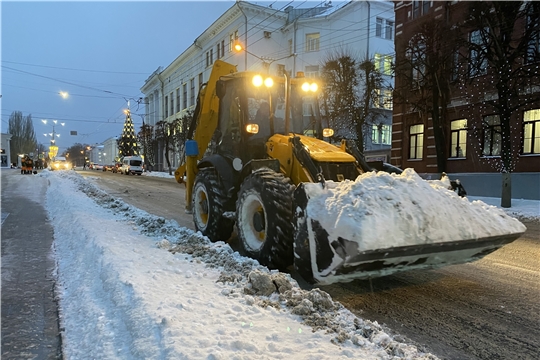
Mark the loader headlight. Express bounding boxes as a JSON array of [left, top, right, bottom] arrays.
[[301, 81, 318, 93], [252, 74, 273, 88], [246, 123, 259, 134], [322, 128, 334, 137]]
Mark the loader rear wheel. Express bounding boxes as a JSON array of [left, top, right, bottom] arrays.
[[192, 168, 234, 242], [236, 168, 294, 271]]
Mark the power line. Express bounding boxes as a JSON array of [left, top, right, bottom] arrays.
[[1, 60, 149, 75], [2, 65, 139, 98]]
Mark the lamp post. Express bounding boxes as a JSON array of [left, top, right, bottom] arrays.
[[42, 119, 65, 161]]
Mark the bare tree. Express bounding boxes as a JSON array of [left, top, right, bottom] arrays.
[[460, 1, 540, 207], [320, 50, 383, 151], [394, 18, 460, 173], [8, 111, 37, 164], [172, 110, 193, 165], [155, 120, 176, 175], [137, 123, 157, 171]]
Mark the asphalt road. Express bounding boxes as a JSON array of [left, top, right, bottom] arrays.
[[84, 169, 540, 360]]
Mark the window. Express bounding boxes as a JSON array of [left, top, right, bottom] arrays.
[[305, 65, 319, 78], [305, 33, 320, 52], [217, 42, 221, 59], [372, 124, 392, 145], [409, 124, 424, 159], [412, 1, 431, 19], [469, 29, 488, 76], [170, 92, 174, 116], [450, 119, 467, 158], [374, 54, 393, 75], [376, 18, 394, 40], [190, 78, 195, 106], [408, 37, 426, 87], [527, 10, 540, 64], [199, 73, 203, 90], [374, 88, 393, 110], [221, 40, 225, 58], [176, 89, 180, 113], [523, 109, 540, 154], [277, 64, 285, 76], [376, 18, 383, 37], [451, 50, 461, 81], [229, 33, 235, 52], [182, 84, 187, 109], [205, 49, 213, 67], [482, 115, 501, 156], [288, 39, 293, 55], [164, 96, 169, 118], [385, 21, 394, 40]]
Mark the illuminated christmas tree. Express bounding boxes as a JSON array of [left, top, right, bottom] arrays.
[[117, 108, 140, 158]]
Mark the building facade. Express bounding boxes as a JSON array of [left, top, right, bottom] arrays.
[[1, 133, 12, 167], [392, 1, 539, 187], [141, 1, 396, 170]]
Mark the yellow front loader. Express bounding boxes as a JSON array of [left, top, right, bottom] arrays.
[[175, 60, 525, 284]]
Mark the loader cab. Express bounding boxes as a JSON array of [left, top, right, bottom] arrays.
[[215, 72, 322, 163]]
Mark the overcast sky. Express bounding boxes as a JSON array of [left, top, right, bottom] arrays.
[[2, 1, 242, 151]]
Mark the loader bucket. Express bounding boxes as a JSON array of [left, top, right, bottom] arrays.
[[292, 170, 526, 285]]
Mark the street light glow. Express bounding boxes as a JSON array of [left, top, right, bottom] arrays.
[[59, 91, 69, 99]]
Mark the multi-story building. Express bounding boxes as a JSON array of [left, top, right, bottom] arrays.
[[141, 1, 395, 170], [101, 137, 119, 165], [392, 1, 539, 199]]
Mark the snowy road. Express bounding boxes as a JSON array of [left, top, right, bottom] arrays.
[[84, 169, 540, 360]]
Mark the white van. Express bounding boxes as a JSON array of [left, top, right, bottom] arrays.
[[120, 156, 144, 175]]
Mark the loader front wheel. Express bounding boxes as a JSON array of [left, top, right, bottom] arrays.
[[192, 168, 234, 242], [236, 168, 294, 271]]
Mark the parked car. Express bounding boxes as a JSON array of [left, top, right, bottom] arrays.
[[119, 156, 144, 175], [103, 164, 114, 171], [93, 164, 103, 171]]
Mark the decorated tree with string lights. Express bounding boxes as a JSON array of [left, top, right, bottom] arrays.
[[457, 1, 539, 207], [117, 109, 140, 158]]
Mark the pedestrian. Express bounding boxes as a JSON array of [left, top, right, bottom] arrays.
[[83, 162, 86, 170]]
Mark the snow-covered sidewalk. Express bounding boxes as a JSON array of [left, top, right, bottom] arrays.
[[45, 170, 439, 359]]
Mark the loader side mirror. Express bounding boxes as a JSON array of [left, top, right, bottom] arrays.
[[322, 128, 334, 137]]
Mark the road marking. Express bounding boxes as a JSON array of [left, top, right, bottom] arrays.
[[1, 212, 9, 225]]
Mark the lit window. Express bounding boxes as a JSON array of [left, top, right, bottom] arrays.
[[409, 124, 424, 159], [450, 119, 467, 158], [523, 109, 540, 154], [372, 124, 392, 145], [374, 88, 393, 110], [482, 115, 501, 156], [306, 33, 320, 52]]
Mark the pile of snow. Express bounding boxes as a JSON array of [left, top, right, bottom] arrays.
[[41, 169, 438, 359], [304, 169, 526, 252]]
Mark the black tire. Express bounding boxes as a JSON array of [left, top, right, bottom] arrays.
[[192, 168, 234, 242], [236, 168, 294, 271]]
